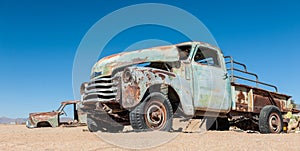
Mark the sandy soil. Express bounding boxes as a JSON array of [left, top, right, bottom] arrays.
[[0, 124, 299, 151]]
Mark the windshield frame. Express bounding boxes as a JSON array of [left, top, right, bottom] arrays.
[[56, 104, 66, 112]]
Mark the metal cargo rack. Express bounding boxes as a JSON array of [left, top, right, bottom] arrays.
[[224, 56, 278, 92]]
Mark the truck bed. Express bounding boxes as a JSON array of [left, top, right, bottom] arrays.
[[225, 56, 292, 114], [231, 82, 290, 114]]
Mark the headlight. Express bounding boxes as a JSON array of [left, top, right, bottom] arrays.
[[123, 69, 132, 83]]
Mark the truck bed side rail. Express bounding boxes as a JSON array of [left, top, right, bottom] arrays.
[[224, 56, 278, 92]]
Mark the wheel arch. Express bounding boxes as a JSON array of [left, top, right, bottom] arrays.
[[36, 121, 53, 127], [140, 83, 194, 116]]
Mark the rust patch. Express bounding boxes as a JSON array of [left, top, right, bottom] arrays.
[[236, 91, 248, 112], [237, 91, 246, 104], [152, 69, 175, 77], [158, 74, 166, 80], [152, 45, 174, 51], [30, 112, 58, 121], [123, 85, 141, 108], [232, 83, 291, 99], [61, 100, 80, 105], [131, 57, 148, 63]]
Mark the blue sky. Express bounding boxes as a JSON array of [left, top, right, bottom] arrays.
[[1, 0, 300, 118]]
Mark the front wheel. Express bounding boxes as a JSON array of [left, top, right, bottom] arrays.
[[129, 92, 173, 132], [259, 105, 283, 133]]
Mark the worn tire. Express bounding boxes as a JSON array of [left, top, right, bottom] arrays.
[[87, 114, 98, 132], [129, 92, 173, 132], [259, 105, 283, 134], [87, 114, 124, 133]]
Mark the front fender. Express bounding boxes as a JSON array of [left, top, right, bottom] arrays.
[[121, 67, 194, 116], [30, 114, 59, 128]]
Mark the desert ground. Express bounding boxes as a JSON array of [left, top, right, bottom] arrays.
[[0, 122, 299, 151]]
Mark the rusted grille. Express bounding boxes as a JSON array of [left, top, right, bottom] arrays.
[[83, 76, 119, 102]]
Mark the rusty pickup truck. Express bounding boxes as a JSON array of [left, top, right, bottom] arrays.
[[80, 41, 297, 133], [26, 100, 86, 128]]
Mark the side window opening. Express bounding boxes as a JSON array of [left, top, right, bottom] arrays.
[[194, 47, 220, 67], [177, 45, 192, 60]]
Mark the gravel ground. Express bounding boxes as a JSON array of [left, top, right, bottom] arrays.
[[0, 124, 299, 151]]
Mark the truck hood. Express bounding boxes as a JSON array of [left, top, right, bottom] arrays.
[[91, 45, 180, 78]]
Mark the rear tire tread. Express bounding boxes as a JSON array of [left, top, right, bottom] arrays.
[[259, 105, 283, 134]]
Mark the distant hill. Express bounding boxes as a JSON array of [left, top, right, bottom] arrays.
[[0, 116, 27, 124], [0, 116, 74, 125]]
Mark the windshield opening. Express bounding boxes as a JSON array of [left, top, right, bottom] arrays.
[[177, 45, 192, 60]]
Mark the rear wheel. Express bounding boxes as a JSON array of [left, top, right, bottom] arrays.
[[259, 105, 283, 134], [129, 92, 173, 132]]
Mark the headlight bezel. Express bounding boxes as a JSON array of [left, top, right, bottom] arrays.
[[123, 69, 132, 83]]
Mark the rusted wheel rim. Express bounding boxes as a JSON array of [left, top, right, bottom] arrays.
[[269, 113, 281, 132], [144, 100, 167, 130]]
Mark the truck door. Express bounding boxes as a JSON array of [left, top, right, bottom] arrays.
[[191, 45, 230, 112]]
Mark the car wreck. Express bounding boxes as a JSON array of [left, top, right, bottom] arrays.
[[26, 100, 86, 128], [80, 41, 299, 133]]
